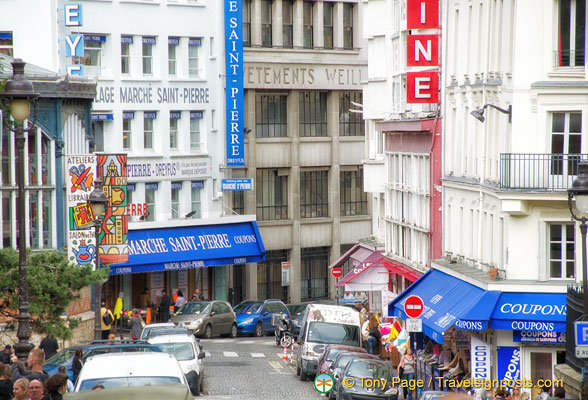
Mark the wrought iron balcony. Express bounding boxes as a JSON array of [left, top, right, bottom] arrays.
[[499, 153, 588, 191]]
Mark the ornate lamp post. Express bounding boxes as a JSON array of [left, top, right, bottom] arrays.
[[88, 178, 109, 340], [0, 59, 39, 362], [568, 162, 588, 317]]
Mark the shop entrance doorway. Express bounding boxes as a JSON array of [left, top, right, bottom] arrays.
[[530, 352, 552, 400]]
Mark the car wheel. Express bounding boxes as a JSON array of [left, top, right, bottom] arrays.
[[229, 323, 238, 338], [296, 362, 301, 376], [280, 335, 292, 348], [200, 375, 204, 394], [204, 324, 213, 339], [254, 322, 263, 337], [299, 366, 307, 382]]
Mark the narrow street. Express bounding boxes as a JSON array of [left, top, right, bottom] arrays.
[[200, 336, 323, 400]]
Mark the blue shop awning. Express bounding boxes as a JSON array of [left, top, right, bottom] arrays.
[[110, 221, 265, 275], [389, 270, 499, 343], [489, 292, 566, 332]]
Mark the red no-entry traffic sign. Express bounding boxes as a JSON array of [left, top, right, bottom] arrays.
[[332, 268, 343, 278], [404, 295, 424, 318]]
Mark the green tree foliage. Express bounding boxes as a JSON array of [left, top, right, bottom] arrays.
[[0, 248, 109, 339]]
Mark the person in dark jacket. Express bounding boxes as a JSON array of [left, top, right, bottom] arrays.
[[44, 373, 68, 400], [39, 333, 59, 360], [71, 348, 83, 385], [11, 349, 48, 383], [0, 364, 13, 400], [0, 346, 11, 365], [130, 309, 143, 340], [159, 290, 172, 322]]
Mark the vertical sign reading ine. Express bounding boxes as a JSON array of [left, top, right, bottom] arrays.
[[66, 155, 97, 268], [96, 154, 129, 265], [225, 0, 245, 166]]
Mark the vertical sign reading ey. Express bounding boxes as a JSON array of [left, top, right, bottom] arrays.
[[225, 0, 245, 166], [66, 155, 97, 269], [64, 3, 85, 75], [406, 0, 440, 104]]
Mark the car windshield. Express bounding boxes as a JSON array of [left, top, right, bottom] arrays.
[[141, 326, 176, 339], [326, 348, 349, 362], [156, 343, 195, 361], [307, 322, 360, 346], [334, 354, 363, 370], [176, 302, 210, 315], [84, 346, 158, 359], [234, 303, 262, 314], [347, 362, 393, 381], [287, 305, 307, 315], [78, 376, 181, 391], [44, 349, 76, 366]]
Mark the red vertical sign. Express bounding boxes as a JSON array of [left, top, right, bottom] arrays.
[[407, 0, 439, 29], [407, 72, 439, 103], [407, 35, 439, 67]]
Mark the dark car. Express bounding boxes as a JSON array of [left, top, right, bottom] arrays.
[[234, 299, 290, 336], [329, 352, 380, 400], [317, 344, 366, 375], [418, 391, 447, 400], [171, 301, 237, 339], [43, 341, 162, 381], [337, 358, 398, 400]]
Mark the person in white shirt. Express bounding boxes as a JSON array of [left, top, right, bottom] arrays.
[[344, 291, 354, 300], [58, 366, 74, 392], [355, 291, 367, 301]]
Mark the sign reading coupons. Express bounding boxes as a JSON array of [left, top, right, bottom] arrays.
[[497, 346, 521, 386], [513, 330, 566, 344]]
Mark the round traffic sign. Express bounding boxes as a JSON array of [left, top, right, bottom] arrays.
[[331, 267, 343, 278], [404, 295, 424, 318]]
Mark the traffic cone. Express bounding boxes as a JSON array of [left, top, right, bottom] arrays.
[[281, 346, 289, 361]]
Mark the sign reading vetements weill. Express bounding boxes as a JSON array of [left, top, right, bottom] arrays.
[[225, 0, 245, 166]]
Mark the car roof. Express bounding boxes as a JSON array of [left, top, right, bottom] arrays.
[[148, 334, 197, 344], [144, 323, 175, 328], [348, 358, 391, 366], [60, 383, 190, 400], [146, 327, 192, 338], [334, 352, 379, 364], [81, 352, 183, 379]]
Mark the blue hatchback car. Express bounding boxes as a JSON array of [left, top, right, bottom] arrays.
[[233, 299, 290, 337]]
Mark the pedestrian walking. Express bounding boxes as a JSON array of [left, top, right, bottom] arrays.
[[0, 346, 11, 365], [72, 348, 83, 385], [11, 349, 49, 383], [159, 289, 172, 322], [27, 379, 45, 400], [57, 366, 74, 393], [174, 290, 185, 312], [100, 301, 114, 340], [398, 348, 415, 400], [0, 364, 13, 400], [44, 373, 68, 400], [39, 332, 59, 360], [130, 309, 144, 340], [11, 378, 28, 400], [366, 314, 381, 355]]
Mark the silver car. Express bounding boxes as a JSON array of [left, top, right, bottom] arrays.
[[171, 301, 237, 339]]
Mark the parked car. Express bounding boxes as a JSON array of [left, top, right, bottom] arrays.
[[140, 322, 176, 340], [317, 344, 366, 375], [147, 331, 205, 396], [295, 304, 362, 382], [336, 358, 398, 400], [417, 391, 447, 400], [329, 352, 380, 400], [44, 341, 162, 381], [74, 352, 188, 392], [287, 301, 337, 337], [171, 300, 237, 339], [64, 383, 192, 400], [233, 299, 290, 337]]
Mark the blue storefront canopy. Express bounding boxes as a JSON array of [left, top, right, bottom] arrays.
[[389, 269, 567, 342], [110, 221, 266, 275], [489, 292, 566, 332], [389, 270, 497, 343]]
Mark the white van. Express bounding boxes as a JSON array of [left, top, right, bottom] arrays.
[[295, 304, 362, 381]]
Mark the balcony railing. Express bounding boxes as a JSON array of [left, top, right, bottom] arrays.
[[553, 49, 585, 68], [499, 153, 588, 190]]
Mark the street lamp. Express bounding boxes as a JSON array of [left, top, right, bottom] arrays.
[[470, 104, 512, 123], [568, 162, 588, 317], [88, 178, 109, 340], [0, 59, 39, 362]]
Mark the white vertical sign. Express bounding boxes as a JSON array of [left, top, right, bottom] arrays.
[[471, 336, 491, 381]]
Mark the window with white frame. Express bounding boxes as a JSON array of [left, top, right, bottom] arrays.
[[550, 112, 582, 175], [549, 223, 575, 279], [0, 32, 14, 56], [189, 38, 202, 77], [170, 111, 180, 149], [123, 111, 134, 149], [556, 0, 586, 67], [76, 35, 105, 72], [142, 36, 155, 75], [171, 181, 182, 219], [145, 182, 158, 221], [283, 0, 293, 48], [92, 121, 104, 152], [261, 0, 272, 47], [323, 2, 334, 49], [144, 111, 156, 149], [190, 111, 202, 149], [168, 37, 179, 76], [191, 181, 203, 218], [121, 35, 132, 74]]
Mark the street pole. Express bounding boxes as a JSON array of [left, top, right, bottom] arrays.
[[581, 221, 588, 318], [93, 218, 102, 341], [13, 126, 33, 362]]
